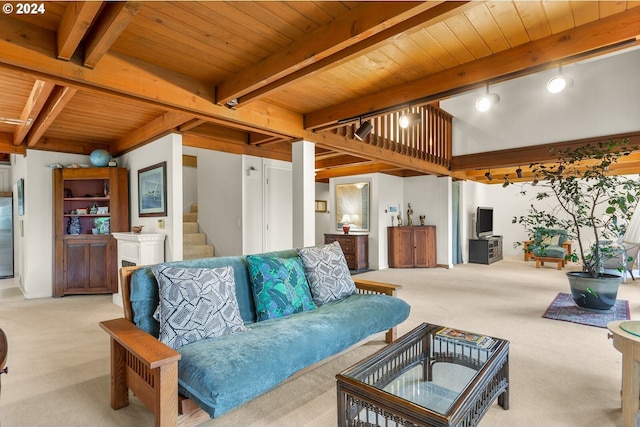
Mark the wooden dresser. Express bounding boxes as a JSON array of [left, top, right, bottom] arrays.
[[324, 233, 368, 271], [387, 226, 437, 268]]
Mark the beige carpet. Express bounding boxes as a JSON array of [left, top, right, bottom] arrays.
[[0, 256, 638, 426]]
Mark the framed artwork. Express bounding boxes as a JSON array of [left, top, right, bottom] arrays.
[[315, 200, 327, 212], [335, 182, 370, 232], [138, 162, 167, 217], [17, 178, 24, 216]]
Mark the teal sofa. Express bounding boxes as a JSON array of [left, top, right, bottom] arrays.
[[100, 246, 410, 426]]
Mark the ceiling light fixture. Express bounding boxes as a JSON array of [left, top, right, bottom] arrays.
[[547, 65, 573, 94], [354, 119, 373, 141], [532, 175, 539, 186], [516, 167, 523, 179], [484, 170, 493, 181], [476, 84, 500, 112], [398, 112, 421, 129], [502, 176, 510, 188]]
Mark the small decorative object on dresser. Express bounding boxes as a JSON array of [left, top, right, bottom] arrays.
[[131, 225, 144, 234], [67, 216, 82, 235]]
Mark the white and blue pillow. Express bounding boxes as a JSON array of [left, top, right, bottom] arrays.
[[151, 265, 247, 350], [297, 242, 356, 305]]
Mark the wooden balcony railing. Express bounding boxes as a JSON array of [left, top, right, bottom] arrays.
[[329, 104, 452, 168]]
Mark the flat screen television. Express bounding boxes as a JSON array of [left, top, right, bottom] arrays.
[[476, 207, 494, 239]]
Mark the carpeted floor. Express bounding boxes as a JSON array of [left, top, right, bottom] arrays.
[[1, 256, 639, 426], [543, 292, 630, 328]]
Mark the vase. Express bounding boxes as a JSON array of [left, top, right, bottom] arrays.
[[566, 271, 622, 311], [342, 224, 350, 234], [67, 216, 81, 235]]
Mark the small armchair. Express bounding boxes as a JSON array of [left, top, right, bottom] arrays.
[[526, 228, 570, 269], [602, 241, 639, 282]]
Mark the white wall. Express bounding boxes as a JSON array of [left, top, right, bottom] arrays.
[[443, 47, 640, 155], [12, 150, 89, 298], [315, 182, 330, 245], [119, 133, 183, 262], [403, 175, 452, 267]]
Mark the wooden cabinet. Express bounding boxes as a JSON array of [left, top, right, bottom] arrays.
[[388, 226, 437, 268], [468, 236, 503, 265], [53, 168, 129, 297], [324, 234, 368, 271]]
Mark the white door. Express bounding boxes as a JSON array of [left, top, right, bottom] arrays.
[[265, 165, 292, 251]]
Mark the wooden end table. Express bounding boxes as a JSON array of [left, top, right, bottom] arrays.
[[608, 320, 640, 427]]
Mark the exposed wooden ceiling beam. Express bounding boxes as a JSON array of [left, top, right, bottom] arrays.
[[26, 85, 77, 147], [112, 111, 194, 155], [0, 132, 26, 155], [315, 162, 400, 181], [0, 15, 304, 139], [218, 1, 470, 106], [27, 136, 110, 155], [305, 7, 640, 129], [57, 1, 103, 61], [13, 79, 55, 145], [83, 1, 141, 69], [315, 154, 372, 169], [451, 131, 640, 171], [183, 133, 291, 163]]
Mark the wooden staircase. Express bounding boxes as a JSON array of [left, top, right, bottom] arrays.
[[183, 204, 215, 259]]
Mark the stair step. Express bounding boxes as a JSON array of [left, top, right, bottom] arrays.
[[191, 203, 198, 213], [183, 222, 199, 234], [184, 245, 214, 260], [183, 212, 198, 222], [184, 233, 206, 245]]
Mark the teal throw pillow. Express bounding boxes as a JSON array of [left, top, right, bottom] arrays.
[[246, 255, 316, 321]]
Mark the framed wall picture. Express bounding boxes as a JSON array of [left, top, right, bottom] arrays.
[[315, 200, 327, 212], [138, 162, 167, 217]]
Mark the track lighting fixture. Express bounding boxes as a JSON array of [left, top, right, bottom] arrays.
[[547, 65, 573, 94], [399, 112, 421, 129], [484, 170, 493, 181], [532, 175, 539, 186], [516, 167, 523, 179], [556, 165, 565, 175], [502, 176, 510, 188], [476, 84, 500, 112], [354, 120, 373, 141]]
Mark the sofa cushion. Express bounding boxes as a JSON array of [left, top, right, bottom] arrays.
[[176, 292, 411, 418], [297, 242, 356, 305], [129, 267, 161, 337], [151, 265, 247, 349], [246, 255, 316, 321]]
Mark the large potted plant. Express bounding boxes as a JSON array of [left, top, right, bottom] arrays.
[[514, 139, 640, 311]]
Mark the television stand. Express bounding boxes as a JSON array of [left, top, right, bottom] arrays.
[[469, 236, 503, 264]]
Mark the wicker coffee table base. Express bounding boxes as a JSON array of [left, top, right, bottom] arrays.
[[337, 323, 509, 427]]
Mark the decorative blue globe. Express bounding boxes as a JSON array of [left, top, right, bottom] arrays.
[[89, 149, 112, 167]]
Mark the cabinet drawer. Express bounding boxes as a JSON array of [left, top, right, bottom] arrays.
[[340, 244, 355, 254], [343, 254, 355, 264]]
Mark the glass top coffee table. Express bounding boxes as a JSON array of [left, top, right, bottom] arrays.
[[336, 323, 509, 427]]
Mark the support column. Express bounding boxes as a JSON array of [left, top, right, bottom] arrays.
[[292, 140, 315, 248]]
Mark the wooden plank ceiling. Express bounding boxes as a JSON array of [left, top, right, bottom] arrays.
[[0, 1, 639, 181]]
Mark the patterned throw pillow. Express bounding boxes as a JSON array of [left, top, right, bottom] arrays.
[[246, 255, 316, 321], [297, 241, 356, 305], [151, 265, 247, 350]]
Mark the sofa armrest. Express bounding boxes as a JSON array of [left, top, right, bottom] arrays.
[[353, 279, 403, 343], [100, 318, 181, 427], [354, 278, 402, 297]]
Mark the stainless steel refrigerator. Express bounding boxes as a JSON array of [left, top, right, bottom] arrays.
[[0, 196, 13, 278]]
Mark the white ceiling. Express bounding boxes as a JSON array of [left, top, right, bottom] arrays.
[[442, 46, 640, 156]]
